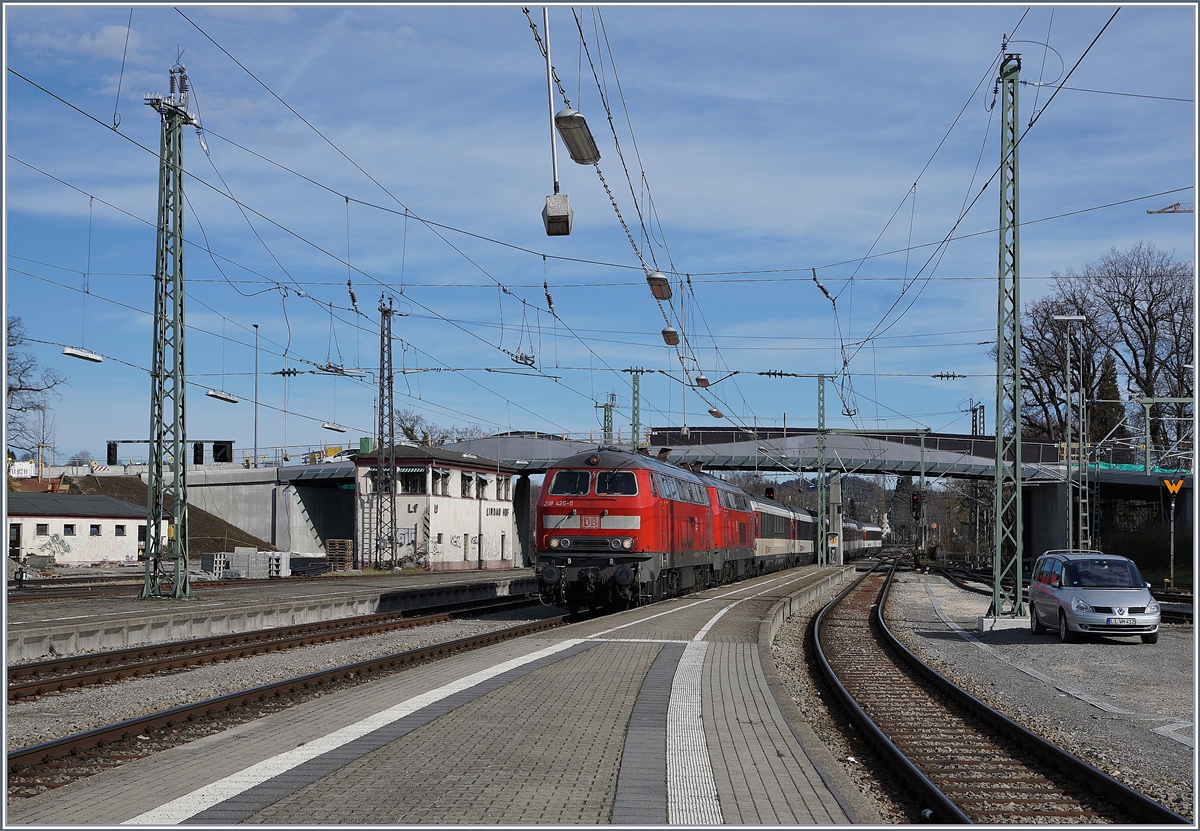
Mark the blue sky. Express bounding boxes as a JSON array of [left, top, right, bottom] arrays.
[[4, 4, 1196, 464]]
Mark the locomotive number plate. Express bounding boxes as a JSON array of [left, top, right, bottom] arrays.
[[582, 515, 600, 529]]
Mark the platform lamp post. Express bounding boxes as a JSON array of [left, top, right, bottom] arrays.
[[538, 7, 599, 236], [1052, 314, 1085, 549]]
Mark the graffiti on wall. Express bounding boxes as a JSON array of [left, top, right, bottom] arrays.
[[37, 534, 71, 560]]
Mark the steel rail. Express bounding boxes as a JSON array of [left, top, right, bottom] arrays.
[[813, 561, 971, 824], [7, 595, 539, 701], [873, 569, 1189, 825], [8, 615, 566, 774]]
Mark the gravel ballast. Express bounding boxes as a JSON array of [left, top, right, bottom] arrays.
[[771, 569, 1195, 823], [883, 571, 1194, 820], [5, 605, 562, 750]]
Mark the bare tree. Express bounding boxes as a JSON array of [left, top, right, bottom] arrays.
[[20, 407, 58, 463], [1016, 243, 1193, 465], [6, 317, 67, 456], [394, 408, 489, 446]]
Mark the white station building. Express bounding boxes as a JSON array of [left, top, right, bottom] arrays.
[[7, 493, 166, 566], [354, 445, 524, 571]]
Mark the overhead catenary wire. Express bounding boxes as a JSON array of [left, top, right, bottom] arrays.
[[839, 8, 1122, 372], [6, 8, 1166, 444], [171, 14, 677, 423]]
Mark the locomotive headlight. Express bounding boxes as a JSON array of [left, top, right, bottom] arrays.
[[549, 537, 561, 549], [559, 538, 571, 549], [622, 538, 633, 550], [610, 538, 623, 550]]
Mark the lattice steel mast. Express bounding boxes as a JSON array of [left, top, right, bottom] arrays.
[[622, 368, 648, 449], [816, 374, 827, 567], [142, 64, 195, 599], [375, 296, 398, 569], [990, 51, 1024, 617]]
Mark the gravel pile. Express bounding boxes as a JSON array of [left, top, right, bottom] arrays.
[[5, 606, 561, 750]]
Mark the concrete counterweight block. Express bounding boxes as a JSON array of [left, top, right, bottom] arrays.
[[543, 193, 573, 236]]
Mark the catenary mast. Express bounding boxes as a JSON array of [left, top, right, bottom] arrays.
[[990, 50, 1024, 618], [142, 64, 195, 599]]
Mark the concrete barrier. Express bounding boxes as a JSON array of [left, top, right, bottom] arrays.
[[762, 566, 855, 646], [7, 576, 540, 661]]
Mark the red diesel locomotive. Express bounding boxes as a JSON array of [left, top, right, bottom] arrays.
[[535, 446, 819, 614]]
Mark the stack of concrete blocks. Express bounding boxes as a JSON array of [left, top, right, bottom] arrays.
[[225, 546, 270, 579], [267, 551, 290, 578], [201, 551, 229, 576]]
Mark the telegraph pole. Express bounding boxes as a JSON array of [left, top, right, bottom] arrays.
[[990, 50, 1024, 618], [376, 296, 398, 568], [142, 64, 195, 599]]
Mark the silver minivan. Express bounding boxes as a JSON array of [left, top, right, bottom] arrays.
[[1029, 550, 1160, 643]]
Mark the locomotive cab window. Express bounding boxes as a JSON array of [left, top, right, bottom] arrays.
[[548, 470, 591, 496], [596, 471, 637, 495]]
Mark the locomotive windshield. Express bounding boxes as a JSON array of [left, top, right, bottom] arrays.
[[596, 471, 638, 495], [548, 470, 591, 496]]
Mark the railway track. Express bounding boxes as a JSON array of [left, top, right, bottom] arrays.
[[7, 595, 541, 702], [5, 573, 336, 602], [7, 614, 566, 798], [814, 563, 1188, 824]]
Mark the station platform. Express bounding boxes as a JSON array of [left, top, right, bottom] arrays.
[[5, 569, 537, 661], [6, 564, 881, 826]]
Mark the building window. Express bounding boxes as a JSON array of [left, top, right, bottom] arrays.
[[461, 473, 473, 499], [436, 533, 444, 544], [115, 525, 127, 537], [63, 524, 76, 536], [36, 523, 49, 536], [90, 524, 102, 536], [476, 476, 488, 500], [399, 470, 427, 495], [437, 470, 451, 496]]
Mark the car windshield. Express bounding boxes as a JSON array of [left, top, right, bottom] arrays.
[[596, 471, 637, 495], [548, 470, 590, 496], [1065, 559, 1144, 588]]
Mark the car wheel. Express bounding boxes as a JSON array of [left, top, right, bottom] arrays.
[[1058, 612, 1076, 643], [1141, 632, 1159, 644], [1030, 604, 1045, 635]]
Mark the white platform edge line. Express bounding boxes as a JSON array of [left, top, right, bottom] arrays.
[[121, 638, 586, 826]]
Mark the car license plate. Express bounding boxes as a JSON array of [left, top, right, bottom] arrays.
[[1106, 617, 1136, 625]]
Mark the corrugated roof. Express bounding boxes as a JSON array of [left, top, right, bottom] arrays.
[[7, 493, 147, 519]]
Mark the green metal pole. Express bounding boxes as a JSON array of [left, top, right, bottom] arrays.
[[817, 374, 827, 567], [990, 51, 1024, 618], [143, 65, 194, 600]]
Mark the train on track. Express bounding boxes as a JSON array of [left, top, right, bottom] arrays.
[[534, 446, 882, 614]]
